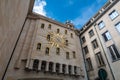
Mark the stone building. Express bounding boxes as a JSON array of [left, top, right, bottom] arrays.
[[80, 0, 120, 80], [0, 0, 85, 80], [1, 0, 120, 80]]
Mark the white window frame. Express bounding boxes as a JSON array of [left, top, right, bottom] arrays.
[[109, 10, 119, 20], [102, 31, 112, 41], [115, 22, 120, 33], [98, 21, 105, 29]]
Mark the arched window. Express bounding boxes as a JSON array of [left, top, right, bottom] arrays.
[[45, 47, 49, 55], [47, 35, 50, 41], [68, 65, 72, 74], [71, 33, 73, 38], [66, 52, 70, 59], [48, 24, 51, 29], [73, 51, 76, 58], [41, 61, 46, 71], [56, 47, 60, 55], [49, 62, 53, 72], [74, 66, 77, 74], [57, 29, 60, 33], [56, 63, 60, 73], [62, 64, 66, 74], [37, 43, 41, 50], [33, 59, 39, 71], [65, 40, 68, 46], [41, 23, 44, 29], [65, 30, 67, 34]]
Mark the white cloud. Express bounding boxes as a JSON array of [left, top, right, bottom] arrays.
[[33, 0, 47, 16], [72, 4, 97, 29]]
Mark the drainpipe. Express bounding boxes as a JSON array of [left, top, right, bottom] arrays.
[[94, 24, 115, 80], [79, 35, 89, 80], [1, 16, 28, 80]]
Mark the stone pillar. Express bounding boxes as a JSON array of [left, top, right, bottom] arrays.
[[65, 65, 69, 74], [76, 67, 81, 75], [38, 60, 42, 71], [60, 64, 63, 73], [71, 66, 75, 75], [29, 59, 34, 69], [53, 63, 56, 73], [46, 62, 49, 72]]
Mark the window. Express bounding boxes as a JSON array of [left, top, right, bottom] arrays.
[[33, 59, 39, 71], [98, 21, 105, 29], [73, 51, 76, 58], [71, 33, 73, 38], [109, 10, 119, 20], [108, 44, 120, 61], [57, 29, 60, 33], [49, 62, 53, 72], [115, 22, 120, 33], [62, 64, 66, 73], [37, 43, 41, 50], [81, 36, 86, 44], [48, 24, 51, 29], [74, 66, 77, 74], [68, 65, 72, 74], [45, 47, 49, 55], [65, 40, 68, 46], [41, 23, 44, 29], [65, 30, 67, 34], [102, 31, 112, 41], [86, 58, 93, 71], [89, 29, 94, 37], [83, 46, 89, 54], [91, 39, 98, 49], [95, 52, 105, 67], [41, 61, 46, 71], [56, 48, 60, 55], [47, 35, 50, 41], [66, 52, 70, 59], [56, 63, 60, 73]]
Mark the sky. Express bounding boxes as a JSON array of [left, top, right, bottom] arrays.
[[33, 0, 107, 29]]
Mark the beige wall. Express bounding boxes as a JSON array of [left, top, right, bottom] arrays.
[[0, 0, 32, 79], [80, 0, 120, 80], [4, 15, 85, 80], [95, 1, 120, 80], [80, 25, 113, 80]]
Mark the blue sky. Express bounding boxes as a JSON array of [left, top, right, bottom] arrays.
[[33, 0, 107, 29]]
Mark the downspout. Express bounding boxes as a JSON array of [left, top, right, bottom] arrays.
[[1, 16, 28, 80], [94, 24, 115, 80], [79, 34, 89, 80]]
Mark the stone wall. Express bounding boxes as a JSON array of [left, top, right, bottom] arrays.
[[0, 0, 32, 79]]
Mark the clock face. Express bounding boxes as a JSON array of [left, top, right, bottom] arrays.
[[48, 32, 66, 48]]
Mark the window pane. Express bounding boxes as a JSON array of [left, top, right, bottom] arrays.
[[108, 44, 120, 61], [81, 36, 86, 44], [83, 46, 89, 54], [95, 52, 105, 67], [115, 22, 120, 33], [56, 48, 60, 55], [86, 58, 93, 71], [106, 31, 111, 40], [46, 47, 49, 55], [113, 45, 120, 58], [89, 29, 94, 37], [102, 31, 111, 41], [37, 43, 41, 50], [98, 21, 105, 29], [91, 39, 98, 49], [41, 23, 44, 29], [108, 46, 116, 60], [109, 10, 119, 20], [66, 52, 70, 59]]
